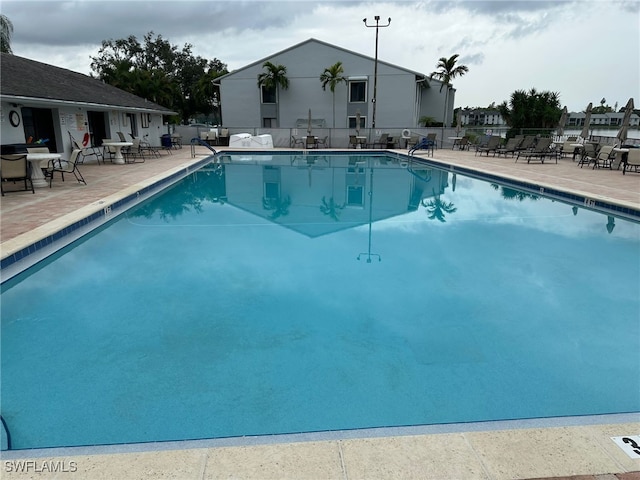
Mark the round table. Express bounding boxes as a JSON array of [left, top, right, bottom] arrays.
[[26, 152, 61, 187], [102, 142, 133, 164]]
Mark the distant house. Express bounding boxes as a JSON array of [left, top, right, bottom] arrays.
[[0, 53, 176, 154], [217, 38, 452, 131], [459, 108, 506, 127]]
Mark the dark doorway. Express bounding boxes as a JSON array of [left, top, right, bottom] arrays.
[[88, 111, 108, 146], [21, 107, 57, 152]]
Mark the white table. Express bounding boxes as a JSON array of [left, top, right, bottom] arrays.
[[102, 141, 133, 164], [356, 136, 367, 148], [26, 152, 61, 187], [612, 147, 630, 170]]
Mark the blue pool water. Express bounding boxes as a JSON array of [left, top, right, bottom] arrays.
[[2, 153, 639, 450]]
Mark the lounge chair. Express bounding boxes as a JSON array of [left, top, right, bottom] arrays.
[[1, 154, 34, 195], [46, 149, 86, 187], [623, 148, 640, 175], [475, 135, 501, 156], [495, 137, 522, 157], [516, 135, 536, 154], [577, 142, 598, 168], [516, 137, 554, 163]]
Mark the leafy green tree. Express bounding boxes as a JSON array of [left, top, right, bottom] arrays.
[[320, 62, 347, 128], [430, 54, 469, 127], [90, 32, 227, 124], [257, 62, 289, 127], [1, 14, 13, 54], [497, 88, 561, 137]]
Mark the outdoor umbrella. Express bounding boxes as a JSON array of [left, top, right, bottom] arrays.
[[556, 106, 568, 137], [307, 108, 312, 136], [456, 113, 462, 136], [580, 102, 593, 140], [355, 110, 361, 136], [616, 97, 634, 145]]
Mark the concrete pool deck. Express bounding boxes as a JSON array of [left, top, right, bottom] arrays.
[[1, 144, 639, 479]]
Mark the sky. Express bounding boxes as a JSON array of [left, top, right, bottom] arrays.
[[2, 0, 639, 113]]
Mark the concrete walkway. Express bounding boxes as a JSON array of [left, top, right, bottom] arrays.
[[1, 145, 638, 479]]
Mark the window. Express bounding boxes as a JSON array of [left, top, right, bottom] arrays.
[[261, 86, 276, 104], [348, 116, 366, 129], [262, 118, 276, 128], [349, 81, 367, 103]]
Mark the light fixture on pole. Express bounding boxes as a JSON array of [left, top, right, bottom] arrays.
[[363, 15, 391, 129]]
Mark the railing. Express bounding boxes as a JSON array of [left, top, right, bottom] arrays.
[[173, 125, 640, 150]]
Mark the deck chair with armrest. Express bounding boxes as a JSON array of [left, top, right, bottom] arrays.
[[516, 135, 536, 153], [495, 137, 522, 157], [316, 136, 329, 148], [425, 133, 438, 149], [68, 132, 103, 164], [475, 135, 501, 156], [46, 149, 86, 187], [348, 135, 358, 149], [372, 133, 389, 149], [591, 145, 615, 169], [622, 148, 640, 175], [516, 137, 554, 163], [124, 138, 146, 163], [1, 154, 34, 196], [577, 142, 599, 168], [290, 136, 305, 148]]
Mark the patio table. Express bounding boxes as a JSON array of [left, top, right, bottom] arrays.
[[26, 152, 61, 187]]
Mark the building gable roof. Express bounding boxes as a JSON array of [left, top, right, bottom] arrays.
[[217, 38, 439, 87], [0, 53, 175, 114]]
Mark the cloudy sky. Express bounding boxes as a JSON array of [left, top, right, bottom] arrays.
[[3, 0, 639, 112]]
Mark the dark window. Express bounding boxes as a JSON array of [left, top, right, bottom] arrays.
[[261, 86, 276, 104], [349, 81, 366, 103]]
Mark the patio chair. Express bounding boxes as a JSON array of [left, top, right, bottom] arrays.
[[316, 136, 329, 148], [372, 133, 389, 149], [69, 132, 103, 164], [426, 133, 438, 149], [577, 142, 599, 168], [406, 135, 420, 149], [516, 137, 554, 163], [623, 148, 640, 175], [124, 138, 146, 163], [516, 135, 536, 153], [290, 136, 304, 148], [591, 145, 615, 169], [116, 131, 127, 142], [46, 149, 86, 187], [348, 135, 358, 148], [1, 154, 34, 196], [452, 136, 470, 150], [475, 135, 501, 156]]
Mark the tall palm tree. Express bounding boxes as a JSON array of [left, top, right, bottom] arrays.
[[257, 62, 289, 127], [320, 61, 347, 128], [1, 14, 13, 54], [430, 54, 468, 144]]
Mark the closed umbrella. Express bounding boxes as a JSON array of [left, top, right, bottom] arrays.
[[307, 108, 312, 136], [456, 112, 462, 136], [355, 110, 361, 136], [556, 106, 568, 137], [580, 102, 592, 141], [616, 97, 634, 145]]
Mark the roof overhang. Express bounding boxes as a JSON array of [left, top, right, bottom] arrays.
[[0, 94, 177, 115]]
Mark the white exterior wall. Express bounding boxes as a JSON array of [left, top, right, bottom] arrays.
[[220, 39, 450, 130]]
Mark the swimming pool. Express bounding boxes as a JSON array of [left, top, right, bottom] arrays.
[[2, 153, 639, 450]]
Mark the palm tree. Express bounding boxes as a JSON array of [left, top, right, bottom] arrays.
[[430, 54, 469, 144], [320, 61, 347, 128], [1, 14, 13, 54], [257, 62, 289, 127]]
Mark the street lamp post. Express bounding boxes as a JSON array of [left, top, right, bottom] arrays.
[[363, 15, 391, 129]]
